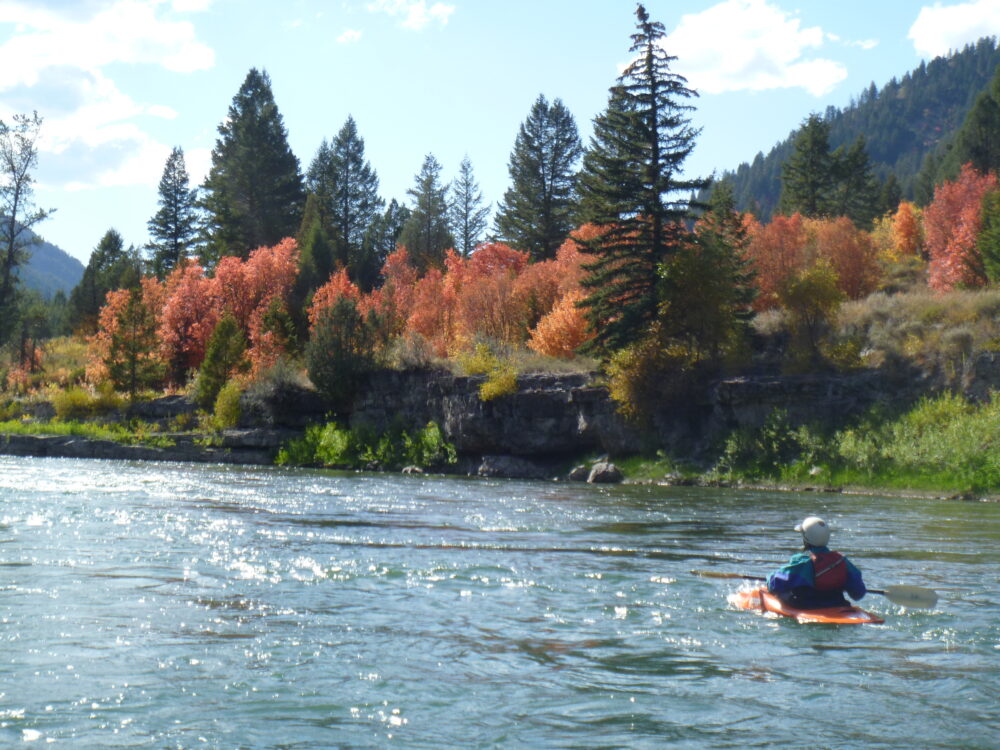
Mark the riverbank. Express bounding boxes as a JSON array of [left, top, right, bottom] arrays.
[[3, 366, 1000, 497]]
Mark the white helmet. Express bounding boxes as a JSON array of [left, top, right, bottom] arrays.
[[795, 516, 831, 547]]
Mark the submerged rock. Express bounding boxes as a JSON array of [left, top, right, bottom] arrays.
[[587, 462, 623, 484]]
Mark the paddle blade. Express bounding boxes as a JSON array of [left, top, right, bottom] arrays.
[[880, 584, 938, 609], [690, 570, 766, 582]]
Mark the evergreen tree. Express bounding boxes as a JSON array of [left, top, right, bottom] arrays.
[[201, 68, 305, 262], [978, 188, 1000, 284], [449, 155, 490, 256], [106, 288, 163, 400], [576, 5, 705, 353], [361, 199, 411, 288], [307, 116, 383, 277], [878, 173, 903, 215], [306, 297, 380, 413], [830, 136, 880, 228], [147, 146, 200, 278], [494, 94, 582, 260], [398, 154, 454, 272], [779, 114, 836, 217], [295, 192, 336, 299], [69, 229, 141, 333], [195, 312, 247, 409], [0, 112, 50, 346], [955, 68, 1000, 175]]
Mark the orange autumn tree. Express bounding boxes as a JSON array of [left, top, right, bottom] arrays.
[[891, 201, 923, 259], [87, 279, 168, 385], [805, 216, 880, 299], [527, 290, 592, 358], [925, 163, 998, 291]]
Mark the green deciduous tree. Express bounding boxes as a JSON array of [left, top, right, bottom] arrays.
[[147, 146, 200, 279], [495, 95, 582, 261], [201, 68, 305, 262], [398, 154, 454, 273], [449, 155, 490, 256], [0, 111, 51, 346], [577, 4, 705, 353]]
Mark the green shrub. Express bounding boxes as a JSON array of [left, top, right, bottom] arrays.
[[276, 420, 456, 471], [195, 313, 247, 409], [213, 380, 243, 429], [52, 387, 95, 420], [306, 298, 381, 412]]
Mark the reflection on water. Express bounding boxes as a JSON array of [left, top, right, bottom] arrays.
[[0, 456, 998, 748]]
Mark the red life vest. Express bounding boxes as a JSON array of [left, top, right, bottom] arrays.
[[810, 550, 848, 590]]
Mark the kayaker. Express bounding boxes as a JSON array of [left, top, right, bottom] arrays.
[[767, 516, 867, 609]]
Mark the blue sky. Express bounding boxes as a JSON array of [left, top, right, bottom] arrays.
[[2, 0, 1000, 264]]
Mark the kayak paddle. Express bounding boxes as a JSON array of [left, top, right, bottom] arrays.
[[690, 569, 939, 609]]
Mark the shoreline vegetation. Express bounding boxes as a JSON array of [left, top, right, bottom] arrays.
[[5, 6, 1000, 505]]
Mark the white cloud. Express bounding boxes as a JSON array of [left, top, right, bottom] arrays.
[[0, 0, 214, 190], [665, 0, 847, 97], [366, 0, 454, 30], [337, 28, 363, 43], [909, 0, 1000, 58]]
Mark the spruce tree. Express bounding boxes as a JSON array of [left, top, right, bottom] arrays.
[[779, 114, 836, 217], [449, 155, 490, 256], [147, 146, 199, 278], [307, 116, 383, 279], [201, 68, 305, 262], [295, 192, 336, 299], [830, 136, 880, 229], [398, 154, 454, 272], [106, 288, 163, 400], [495, 95, 582, 260], [195, 312, 247, 409], [69, 229, 141, 333], [878, 173, 903, 215], [955, 69, 1000, 175], [576, 5, 705, 353], [361, 199, 411, 288]]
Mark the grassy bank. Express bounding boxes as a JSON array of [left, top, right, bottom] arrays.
[[0, 418, 176, 447], [618, 392, 1000, 496]]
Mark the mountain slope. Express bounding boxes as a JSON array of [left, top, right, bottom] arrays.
[[724, 37, 1000, 219], [18, 235, 85, 298]]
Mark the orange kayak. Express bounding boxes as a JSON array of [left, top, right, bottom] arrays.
[[729, 587, 884, 625]]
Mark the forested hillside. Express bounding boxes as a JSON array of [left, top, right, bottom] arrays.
[[20, 235, 84, 298], [725, 37, 1000, 219]]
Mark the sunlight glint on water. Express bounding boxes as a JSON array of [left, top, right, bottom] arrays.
[[0, 456, 997, 748]]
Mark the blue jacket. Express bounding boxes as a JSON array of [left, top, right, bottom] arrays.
[[767, 546, 867, 601]]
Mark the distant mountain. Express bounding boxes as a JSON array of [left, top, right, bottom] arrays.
[[722, 37, 1000, 219], [18, 234, 85, 298]]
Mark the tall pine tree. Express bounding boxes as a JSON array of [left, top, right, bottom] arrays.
[[830, 136, 880, 229], [307, 116, 383, 278], [69, 229, 141, 334], [779, 114, 836, 218], [147, 146, 199, 278], [495, 95, 582, 260], [577, 5, 705, 353], [449, 155, 490, 256], [361, 199, 411, 287], [398, 154, 454, 272], [201, 68, 305, 262]]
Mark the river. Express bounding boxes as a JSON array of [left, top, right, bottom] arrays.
[[0, 456, 997, 748]]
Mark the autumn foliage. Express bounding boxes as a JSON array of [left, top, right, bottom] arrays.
[[925, 163, 998, 291]]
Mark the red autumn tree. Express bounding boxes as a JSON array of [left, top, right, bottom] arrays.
[[158, 262, 221, 384], [214, 238, 300, 332], [745, 213, 807, 310], [925, 163, 998, 291]]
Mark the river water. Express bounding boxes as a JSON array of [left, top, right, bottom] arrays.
[[0, 456, 997, 748]]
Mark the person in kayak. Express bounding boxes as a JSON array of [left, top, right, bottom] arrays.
[[767, 516, 867, 609]]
